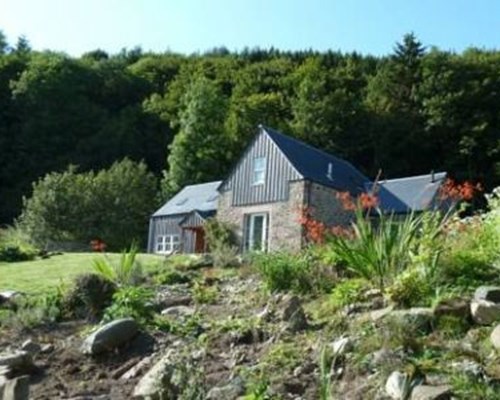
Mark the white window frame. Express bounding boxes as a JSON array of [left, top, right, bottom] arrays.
[[252, 157, 266, 185], [244, 213, 268, 252], [155, 234, 181, 254]]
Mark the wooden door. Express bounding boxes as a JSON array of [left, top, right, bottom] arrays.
[[194, 228, 205, 253]]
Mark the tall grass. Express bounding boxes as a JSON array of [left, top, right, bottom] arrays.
[[92, 243, 143, 286]]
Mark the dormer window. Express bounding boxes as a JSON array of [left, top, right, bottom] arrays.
[[252, 157, 266, 185]]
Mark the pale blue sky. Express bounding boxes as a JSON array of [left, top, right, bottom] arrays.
[[1, 0, 499, 56]]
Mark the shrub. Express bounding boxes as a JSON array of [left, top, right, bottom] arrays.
[[155, 270, 192, 285], [386, 269, 433, 308], [0, 225, 38, 262], [63, 273, 116, 320], [192, 281, 218, 304], [330, 278, 370, 309], [92, 243, 143, 287], [204, 218, 239, 268], [103, 286, 155, 326], [252, 251, 316, 293]]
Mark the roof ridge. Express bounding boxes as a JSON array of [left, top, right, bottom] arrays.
[[382, 172, 447, 184]]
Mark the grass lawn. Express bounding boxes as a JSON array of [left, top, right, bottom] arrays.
[[0, 252, 167, 295]]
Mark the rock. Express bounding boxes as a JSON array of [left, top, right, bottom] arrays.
[[0, 351, 33, 374], [490, 324, 500, 351], [158, 295, 192, 309], [133, 351, 178, 399], [120, 356, 153, 380], [206, 378, 245, 400], [411, 384, 452, 400], [161, 306, 195, 318], [370, 305, 394, 322], [388, 308, 434, 332], [2, 375, 30, 400], [40, 344, 54, 354], [81, 318, 138, 355], [0, 291, 22, 309], [331, 337, 352, 357], [474, 286, 500, 303], [385, 371, 408, 400], [21, 339, 41, 355], [470, 300, 500, 325], [471, 300, 500, 325], [280, 295, 308, 332], [433, 297, 470, 320], [371, 348, 404, 367], [450, 360, 483, 377]]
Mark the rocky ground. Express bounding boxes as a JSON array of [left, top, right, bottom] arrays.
[[1, 267, 500, 399]]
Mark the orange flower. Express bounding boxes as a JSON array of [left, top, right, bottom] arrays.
[[359, 192, 379, 210], [336, 191, 356, 211]]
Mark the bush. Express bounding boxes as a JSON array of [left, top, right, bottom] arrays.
[[19, 159, 157, 250], [103, 286, 155, 326], [63, 273, 116, 320], [155, 270, 192, 285], [0, 225, 38, 262], [386, 269, 433, 308], [204, 218, 239, 268], [192, 281, 218, 304], [330, 278, 370, 309], [92, 243, 143, 287]]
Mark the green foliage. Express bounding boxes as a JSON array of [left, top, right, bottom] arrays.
[[192, 281, 218, 304], [92, 243, 143, 287], [319, 346, 335, 400], [103, 286, 155, 326], [328, 209, 423, 291], [450, 373, 500, 399], [155, 270, 192, 285], [251, 252, 332, 293], [0, 225, 38, 262], [63, 273, 116, 320], [386, 269, 433, 308], [19, 159, 157, 250], [330, 278, 370, 309], [204, 218, 239, 268]]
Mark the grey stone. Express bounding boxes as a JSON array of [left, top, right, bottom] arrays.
[[2, 375, 30, 400], [470, 300, 500, 325], [40, 344, 54, 354], [474, 286, 500, 303], [158, 295, 192, 309], [133, 351, 178, 399], [0, 351, 33, 374], [490, 324, 500, 351], [433, 297, 470, 320], [81, 318, 138, 355], [206, 378, 245, 400], [281, 295, 308, 332], [121, 356, 153, 380], [450, 360, 483, 377], [370, 305, 394, 322], [331, 337, 352, 357], [21, 339, 41, 355], [411, 385, 452, 400], [161, 305, 195, 318], [388, 308, 434, 332], [385, 371, 408, 400]]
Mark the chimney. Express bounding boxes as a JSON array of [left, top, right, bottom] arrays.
[[431, 170, 435, 182]]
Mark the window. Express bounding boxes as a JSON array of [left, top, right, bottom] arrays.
[[252, 157, 266, 185], [155, 234, 181, 254], [243, 213, 269, 252]]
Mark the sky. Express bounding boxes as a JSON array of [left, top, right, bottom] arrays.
[[0, 0, 499, 56]]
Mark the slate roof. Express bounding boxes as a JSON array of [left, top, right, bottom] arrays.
[[152, 181, 221, 217], [368, 172, 447, 213], [263, 126, 370, 194]]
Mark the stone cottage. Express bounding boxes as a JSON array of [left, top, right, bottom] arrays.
[[148, 126, 447, 254]]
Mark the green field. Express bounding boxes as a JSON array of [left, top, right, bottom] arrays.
[[0, 252, 167, 295]]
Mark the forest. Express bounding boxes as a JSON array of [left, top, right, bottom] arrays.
[[0, 31, 499, 225]]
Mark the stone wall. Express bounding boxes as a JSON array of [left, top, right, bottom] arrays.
[[217, 181, 306, 252], [306, 182, 354, 228]]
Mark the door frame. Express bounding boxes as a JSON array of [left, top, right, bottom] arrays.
[[245, 212, 268, 252]]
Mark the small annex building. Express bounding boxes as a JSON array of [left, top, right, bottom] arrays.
[[148, 126, 447, 255]]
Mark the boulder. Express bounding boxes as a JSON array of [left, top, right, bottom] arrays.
[[433, 297, 470, 320], [133, 351, 178, 399], [474, 286, 500, 303], [490, 324, 500, 351], [331, 337, 352, 357], [411, 385, 452, 400], [21, 339, 41, 355], [161, 306, 195, 318], [388, 308, 434, 332], [470, 300, 500, 325], [280, 295, 308, 332], [81, 318, 138, 355], [0, 351, 33, 374], [370, 305, 394, 322], [385, 371, 408, 400], [206, 378, 245, 400], [1, 375, 30, 400]]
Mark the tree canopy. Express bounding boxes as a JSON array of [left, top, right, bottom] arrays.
[[0, 30, 499, 225]]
